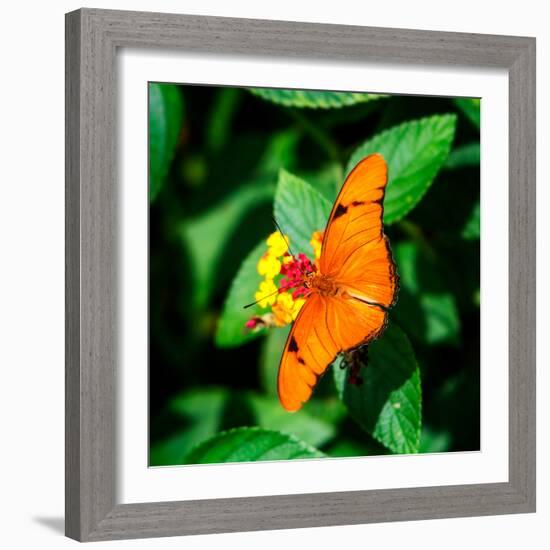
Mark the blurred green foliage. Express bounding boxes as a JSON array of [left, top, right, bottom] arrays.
[[149, 84, 184, 200], [149, 84, 480, 466]]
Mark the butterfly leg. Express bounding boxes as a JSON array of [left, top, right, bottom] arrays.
[[342, 347, 368, 386]]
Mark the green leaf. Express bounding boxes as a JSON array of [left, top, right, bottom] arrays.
[[299, 163, 343, 203], [215, 241, 268, 347], [454, 97, 480, 129], [392, 240, 460, 345], [462, 201, 480, 240], [250, 88, 385, 109], [260, 326, 290, 396], [274, 170, 332, 253], [346, 114, 457, 224], [215, 171, 330, 348], [150, 388, 229, 466], [245, 394, 336, 448], [184, 427, 325, 464], [333, 324, 422, 454], [149, 83, 184, 201], [444, 142, 480, 170], [181, 183, 274, 309]]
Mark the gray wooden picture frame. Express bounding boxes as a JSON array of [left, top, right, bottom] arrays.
[[65, 8, 536, 542]]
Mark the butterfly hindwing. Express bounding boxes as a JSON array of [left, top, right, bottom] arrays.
[[277, 293, 388, 411], [277, 294, 339, 411], [324, 294, 388, 352]]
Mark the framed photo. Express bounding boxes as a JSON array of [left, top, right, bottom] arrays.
[[65, 8, 536, 542]]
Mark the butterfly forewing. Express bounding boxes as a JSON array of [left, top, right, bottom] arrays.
[[321, 154, 388, 276]]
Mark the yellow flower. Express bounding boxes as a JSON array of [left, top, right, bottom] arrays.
[[272, 293, 294, 326], [266, 231, 289, 257], [255, 279, 278, 308], [272, 292, 306, 326], [310, 230, 324, 260], [292, 297, 306, 319], [257, 252, 281, 279]]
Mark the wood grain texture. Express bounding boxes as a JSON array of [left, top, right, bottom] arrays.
[[65, 7, 536, 542], [65, 10, 81, 540], [507, 39, 536, 509], [66, 9, 117, 540]]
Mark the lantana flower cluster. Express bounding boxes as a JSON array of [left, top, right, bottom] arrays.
[[245, 230, 324, 331]]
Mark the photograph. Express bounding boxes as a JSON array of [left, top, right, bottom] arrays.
[[148, 83, 481, 467]]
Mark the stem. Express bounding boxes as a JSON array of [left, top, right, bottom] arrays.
[[286, 108, 341, 162]]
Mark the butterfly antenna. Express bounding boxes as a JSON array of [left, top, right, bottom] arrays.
[[271, 216, 312, 277], [243, 288, 280, 309], [272, 217, 298, 260]]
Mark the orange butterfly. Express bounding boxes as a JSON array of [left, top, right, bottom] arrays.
[[277, 154, 398, 411]]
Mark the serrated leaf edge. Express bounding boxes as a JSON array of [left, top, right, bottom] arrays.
[[249, 88, 387, 109], [184, 426, 326, 463], [372, 367, 422, 453], [347, 113, 458, 224]]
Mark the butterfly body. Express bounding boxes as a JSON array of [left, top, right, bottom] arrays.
[[276, 153, 398, 412], [305, 272, 337, 296]]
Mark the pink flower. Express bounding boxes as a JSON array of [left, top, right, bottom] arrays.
[[245, 317, 264, 329], [279, 253, 314, 297]]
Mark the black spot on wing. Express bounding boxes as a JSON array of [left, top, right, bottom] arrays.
[[334, 201, 365, 221], [297, 357, 305, 365], [288, 336, 299, 352], [333, 204, 348, 219]]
